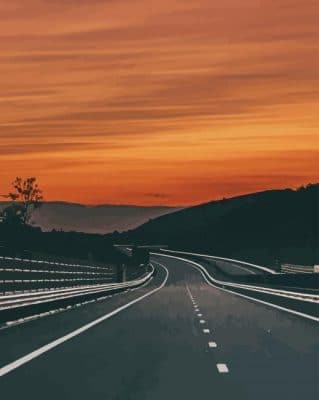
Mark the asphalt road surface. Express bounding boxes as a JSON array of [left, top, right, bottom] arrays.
[[0, 254, 318, 399]]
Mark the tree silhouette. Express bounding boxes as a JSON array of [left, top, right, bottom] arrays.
[[2, 177, 43, 225]]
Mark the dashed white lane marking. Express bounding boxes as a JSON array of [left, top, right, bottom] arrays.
[[154, 252, 319, 323], [0, 263, 169, 378], [159, 258, 230, 375], [186, 286, 202, 313], [217, 363, 229, 373], [186, 285, 195, 302]]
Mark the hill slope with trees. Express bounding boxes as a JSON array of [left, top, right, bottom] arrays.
[[118, 184, 319, 267]]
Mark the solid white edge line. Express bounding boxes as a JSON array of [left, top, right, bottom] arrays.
[[0, 263, 169, 378], [221, 283, 319, 303], [152, 253, 317, 300], [151, 252, 319, 323]]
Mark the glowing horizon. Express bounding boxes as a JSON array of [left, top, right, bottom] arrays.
[[0, 1, 318, 206]]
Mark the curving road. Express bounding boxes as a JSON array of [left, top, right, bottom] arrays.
[[0, 254, 318, 399]]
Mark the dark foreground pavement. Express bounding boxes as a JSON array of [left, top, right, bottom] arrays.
[[0, 254, 318, 399]]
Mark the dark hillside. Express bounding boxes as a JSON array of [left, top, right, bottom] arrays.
[[118, 184, 319, 267]]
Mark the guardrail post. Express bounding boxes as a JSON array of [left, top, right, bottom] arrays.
[[122, 264, 127, 282], [116, 263, 127, 282]]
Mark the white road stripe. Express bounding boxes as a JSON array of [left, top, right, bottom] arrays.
[[160, 253, 317, 301], [185, 285, 193, 301], [0, 263, 169, 378], [217, 363, 229, 373], [152, 252, 319, 322]]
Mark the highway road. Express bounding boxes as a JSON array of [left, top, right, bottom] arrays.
[[0, 253, 318, 399]]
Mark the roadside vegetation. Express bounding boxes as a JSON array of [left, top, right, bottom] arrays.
[[1, 179, 317, 269]]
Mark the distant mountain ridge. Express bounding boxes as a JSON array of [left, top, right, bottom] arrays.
[[0, 202, 181, 234], [118, 184, 319, 267]]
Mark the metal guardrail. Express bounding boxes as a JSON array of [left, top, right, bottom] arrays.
[[0, 256, 111, 271], [281, 264, 317, 274], [0, 256, 117, 294], [152, 251, 319, 322], [0, 268, 154, 311], [155, 251, 319, 303], [160, 249, 276, 274], [0, 263, 154, 326]]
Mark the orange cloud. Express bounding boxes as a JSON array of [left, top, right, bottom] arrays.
[[0, 0, 318, 205]]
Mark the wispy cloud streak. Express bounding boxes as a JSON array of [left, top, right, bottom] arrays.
[[0, 0, 318, 204]]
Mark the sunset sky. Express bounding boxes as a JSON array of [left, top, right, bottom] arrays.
[[0, 0, 318, 205]]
